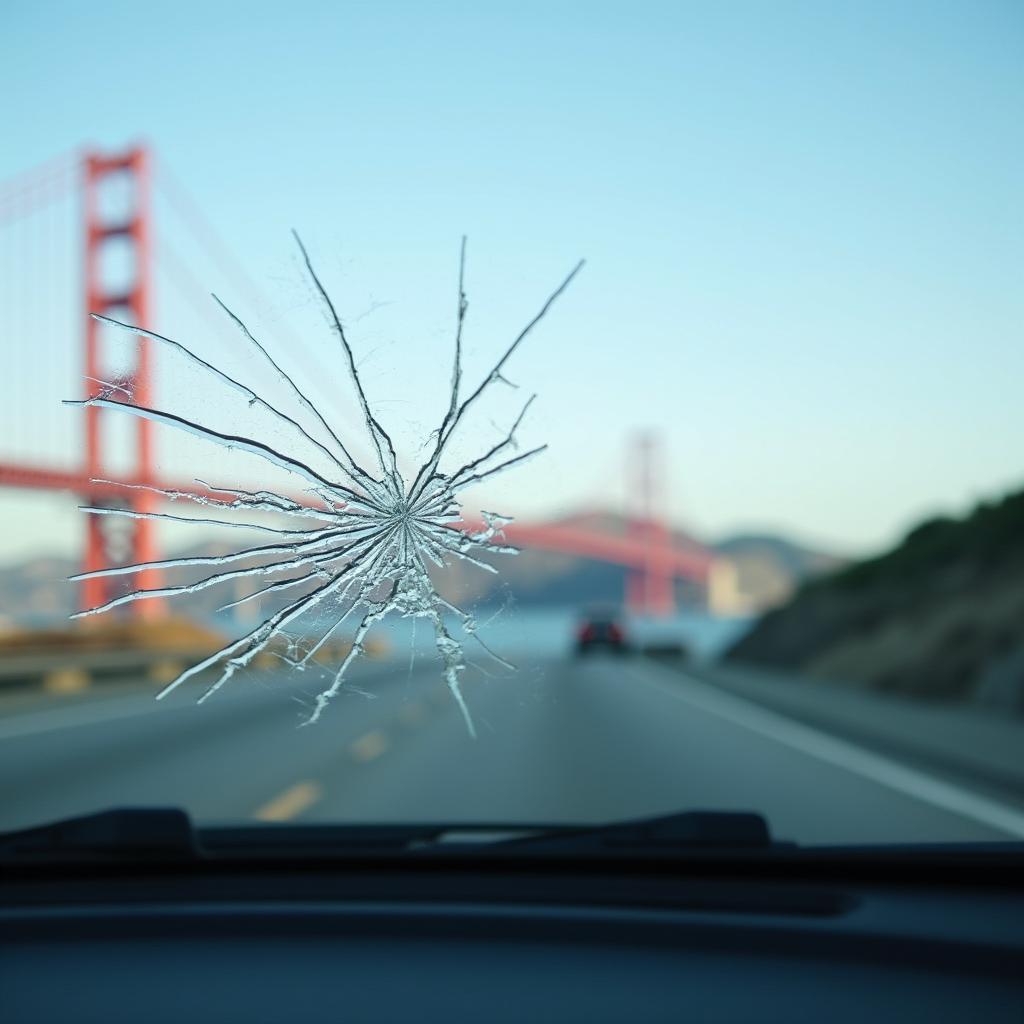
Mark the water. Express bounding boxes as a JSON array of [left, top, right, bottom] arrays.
[[374, 605, 753, 663]]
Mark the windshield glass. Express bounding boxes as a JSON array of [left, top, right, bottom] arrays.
[[1, 2, 1022, 847]]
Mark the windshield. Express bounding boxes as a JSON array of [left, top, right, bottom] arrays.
[[1, 2, 1022, 848]]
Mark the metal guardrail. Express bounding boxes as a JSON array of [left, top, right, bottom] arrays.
[[0, 649, 211, 694]]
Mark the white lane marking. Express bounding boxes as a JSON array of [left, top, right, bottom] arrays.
[[0, 693, 169, 740], [630, 662, 1024, 839], [0, 664, 416, 741], [0, 682, 275, 739]]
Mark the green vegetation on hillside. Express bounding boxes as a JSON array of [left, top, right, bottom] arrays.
[[831, 490, 1024, 591], [728, 487, 1024, 706]]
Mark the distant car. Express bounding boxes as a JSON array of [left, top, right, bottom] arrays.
[[575, 606, 630, 655]]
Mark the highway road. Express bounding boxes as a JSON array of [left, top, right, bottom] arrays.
[[2, 653, 1024, 844]]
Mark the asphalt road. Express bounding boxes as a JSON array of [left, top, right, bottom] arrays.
[[2, 653, 1023, 844]]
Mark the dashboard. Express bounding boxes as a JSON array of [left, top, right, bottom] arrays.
[[4, 855, 1024, 1022]]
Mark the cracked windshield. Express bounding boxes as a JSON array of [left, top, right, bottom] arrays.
[[1, 2, 1022, 846]]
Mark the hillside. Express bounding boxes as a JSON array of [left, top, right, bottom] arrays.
[[727, 488, 1024, 710]]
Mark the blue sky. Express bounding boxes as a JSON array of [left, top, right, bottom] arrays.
[[1, 0, 1022, 563]]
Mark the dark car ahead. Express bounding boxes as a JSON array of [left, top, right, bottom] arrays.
[[575, 606, 630, 655]]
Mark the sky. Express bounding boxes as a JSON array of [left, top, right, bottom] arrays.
[[0, 0, 1022, 566]]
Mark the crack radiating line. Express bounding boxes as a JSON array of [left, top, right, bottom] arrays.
[[67, 236, 583, 735]]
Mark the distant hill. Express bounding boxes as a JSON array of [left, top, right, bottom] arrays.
[[0, 556, 78, 627], [727, 487, 1024, 710], [434, 513, 841, 612], [712, 533, 847, 612]]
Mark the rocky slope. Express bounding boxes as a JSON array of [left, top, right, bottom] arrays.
[[727, 488, 1024, 711]]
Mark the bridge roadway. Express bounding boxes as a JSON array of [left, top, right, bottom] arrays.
[[0, 462, 714, 579], [2, 652, 1022, 844]]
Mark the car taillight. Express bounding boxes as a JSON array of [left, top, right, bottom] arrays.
[[578, 625, 595, 642], [607, 624, 623, 643]]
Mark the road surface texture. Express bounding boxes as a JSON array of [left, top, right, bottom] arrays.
[[3, 654, 1024, 844]]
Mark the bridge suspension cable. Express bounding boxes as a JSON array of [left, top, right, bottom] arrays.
[[0, 146, 712, 619], [154, 156, 352, 426], [0, 149, 76, 226]]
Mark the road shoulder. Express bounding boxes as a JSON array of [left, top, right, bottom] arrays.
[[658, 658, 1024, 811]]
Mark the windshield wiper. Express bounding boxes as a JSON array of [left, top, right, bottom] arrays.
[[200, 810, 782, 858], [0, 808, 197, 863], [475, 810, 783, 855], [0, 808, 783, 864]]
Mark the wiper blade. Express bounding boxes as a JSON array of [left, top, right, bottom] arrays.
[[201, 812, 781, 858], [481, 810, 783, 855], [0, 808, 197, 863], [0, 808, 781, 864], [0, 811, 541, 863], [200, 813, 779, 858]]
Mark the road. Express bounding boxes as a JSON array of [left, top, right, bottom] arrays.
[[2, 653, 1023, 844]]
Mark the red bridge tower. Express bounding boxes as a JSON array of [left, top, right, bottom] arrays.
[[625, 431, 675, 617], [81, 147, 163, 618]]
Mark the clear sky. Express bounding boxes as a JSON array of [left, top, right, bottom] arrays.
[[0, 0, 1022, 565]]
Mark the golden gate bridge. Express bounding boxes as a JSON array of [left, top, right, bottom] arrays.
[[0, 145, 723, 620]]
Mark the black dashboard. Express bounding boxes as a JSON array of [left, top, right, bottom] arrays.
[[4, 848, 1024, 1023]]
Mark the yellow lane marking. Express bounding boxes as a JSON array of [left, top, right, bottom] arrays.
[[350, 729, 389, 762], [397, 701, 426, 727], [253, 780, 322, 822]]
